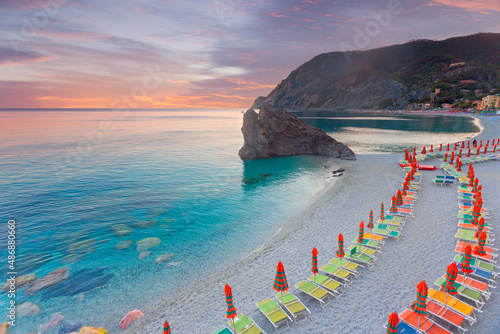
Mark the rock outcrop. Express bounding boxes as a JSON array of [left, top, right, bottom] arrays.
[[239, 104, 355, 160]]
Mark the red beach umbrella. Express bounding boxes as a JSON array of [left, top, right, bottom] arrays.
[[368, 210, 374, 230], [273, 261, 289, 302], [336, 233, 345, 266], [446, 143, 450, 151], [413, 147, 416, 154], [467, 141, 470, 148], [475, 217, 486, 238], [442, 262, 458, 305], [494, 145, 497, 153], [380, 203, 385, 221], [475, 231, 487, 256], [439, 143, 443, 151], [395, 190, 403, 206], [411, 280, 428, 329], [450, 152, 455, 163], [421, 146, 426, 154], [480, 140, 483, 147], [386, 312, 399, 334], [443, 152, 448, 162], [476, 147, 480, 155], [390, 196, 397, 213], [461, 244, 474, 275], [163, 320, 171, 334], [430, 145, 434, 153], [466, 148, 471, 157], [225, 284, 237, 330], [357, 221, 364, 253], [458, 149, 462, 158], [461, 141, 465, 148], [311, 247, 318, 281], [483, 146, 488, 154]]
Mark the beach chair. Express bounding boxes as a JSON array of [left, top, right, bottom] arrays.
[[319, 264, 354, 286], [453, 254, 498, 272], [307, 274, 343, 297], [454, 231, 495, 245], [427, 289, 477, 324], [434, 277, 486, 309], [399, 308, 451, 334], [449, 273, 492, 298], [426, 299, 470, 333], [371, 225, 400, 240], [328, 257, 361, 275], [274, 291, 309, 324], [432, 178, 445, 185], [456, 262, 496, 285], [295, 280, 331, 308], [212, 326, 233, 334], [455, 244, 496, 263], [346, 244, 377, 258], [350, 237, 382, 251], [256, 298, 291, 333], [344, 246, 375, 268], [228, 314, 266, 334]]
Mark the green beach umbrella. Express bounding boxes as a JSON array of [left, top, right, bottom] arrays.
[[475, 231, 488, 256], [386, 311, 399, 334], [163, 320, 171, 334], [380, 203, 385, 221], [368, 210, 374, 231], [411, 280, 428, 329], [311, 248, 318, 282], [395, 190, 403, 206], [389, 196, 397, 213], [475, 217, 485, 238], [224, 284, 237, 331], [461, 244, 474, 288], [274, 261, 289, 302], [357, 221, 364, 253], [336, 233, 345, 266], [441, 262, 458, 306]]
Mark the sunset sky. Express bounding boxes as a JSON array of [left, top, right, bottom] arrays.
[[1, 0, 499, 109]]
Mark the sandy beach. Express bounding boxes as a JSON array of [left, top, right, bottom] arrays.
[[130, 114, 500, 334]]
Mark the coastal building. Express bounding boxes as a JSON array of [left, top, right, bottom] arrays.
[[482, 95, 500, 110]]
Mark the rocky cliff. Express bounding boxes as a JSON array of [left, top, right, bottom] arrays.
[[253, 33, 500, 110], [238, 104, 355, 160]]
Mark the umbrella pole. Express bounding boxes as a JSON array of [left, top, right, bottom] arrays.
[[418, 315, 420, 329], [314, 273, 316, 283], [281, 290, 283, 303], [232, 318, 236, 332]]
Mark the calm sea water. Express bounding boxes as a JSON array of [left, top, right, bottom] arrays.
[[0, 109, 478, 332]]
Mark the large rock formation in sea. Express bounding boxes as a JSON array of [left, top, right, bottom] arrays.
[[239, 104, 355, 160], [252, 33, 500, 110]]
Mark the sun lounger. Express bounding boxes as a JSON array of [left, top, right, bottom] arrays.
[[454, 231, 495, 245], [274, 291, 309, 323], [328, 258, 361, 275], [449, 273, 492, 297], [344, 246, 375, 268], [295, 280, 331, 308], [307, 274, 343, 297], [455, 245, 496, 263], [212, 326, 233, 334], [456, 240, 496, 255], [374, 223, 401, 231], [371, 225, 400, 240], [453, 254, 497, 272], [426, 299, 470, 332], [229, 314, 266, 334], [319, 264, 354, 285], [350, 237, 382, 251], [427, 289, 477, 323], [363, 233, 385, 242], [399, 308, 451, 334], [456, 262, 496, 284], [346, 244, 377, 258], [434, 277, 486, 309], [457, 221, 490, 232], [256, 298, 291, 333]]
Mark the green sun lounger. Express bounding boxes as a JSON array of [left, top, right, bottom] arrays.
[[256, 298, 291, 333], [319, 264, 353, 285], [350, 238, 382, 251], [328, 257, 360, 274], [344, 246, 375, 268], [212, 326, 233, 334], [455, 232, 494, 245], [453, 254, 497, 272], [374, 223, 401, 231], [295, 280, 331, 308], [308, 274, 343, 297], [229, 314, 264, 334], [371, 226, 400, 240], [434, 277, 486, 309], [274, 291, 309, 323], [346, 244, 377, 258]]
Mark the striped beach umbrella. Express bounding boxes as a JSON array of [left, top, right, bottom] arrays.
[[439, 143, 442, 151], [468, 176, 474, 187], [390, 196, 397, 213], [446, 143, 450, 151], [421, 146, 426, 154], [163, 320, 171, 334], [476, 147, 480, 155], [450, 152, 455, 163], [474, 191, 481, 201], [336, 233, 345, 266], [461, 141, 465, 148], [484, 146, 488, 154], [380, 203, 385, 221], [475, 218, 485, 238], [311, 247, 318, 282], [386, 312, 399, 334], [460, 244, 473, 285], [395, 190, 403, 206], [411, 280, 428, 329], [430, 145, 434, 153], [225, 284, 237, 331], [443, 152, 448, 162], [357, 221, 364, 253], [441, 263, 458, 305], [476, 231, 487, 256], [368, 210, 374, 230], [273, 261, 289, 302]]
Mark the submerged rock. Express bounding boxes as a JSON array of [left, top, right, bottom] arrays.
[[38, 312, 64, 334], [165, 261, 182, 267], [42, 268, 113, 300], [67, 239, 96, 254], [17, 302, 40, 317], [138, 251, 151, 260], [239, 104, 355, 160], [133, 220, 158, 228], [113, 240, 133, 250], [0, 323, 8, 334], [111, 224, 133, 237], [118, 310, 144, 329], [136, 237, 161, 251], [58, 322, 82, 334], [60, 254, 84, 264], [148, 208, 167, 218], [1, 273, 37, 291], [25, 268, 69, 295], [155, 253, 174, 264]]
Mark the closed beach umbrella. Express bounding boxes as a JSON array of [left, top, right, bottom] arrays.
[[461, 141, 465, 148], [380, 203, 385, 221], [395, 190, 403, 206], [357, 221, 364, 253], [368, 210, 374, 230], [274, 261, 289, 302], [476, 147, 480, 155], [225, 284, 237, 331], [411, 280, 428, 329], [446, 143, 450, 151], [443, 152, 448, 162], [475, 218, 485, 238], [441, 263, 458, 305], [458, 149, 462, 158], [439, 143, 443, 151], [466, 148, 471, 157], [474, 191, 481, 201], [461, 244, 474, 288], [386, 312, 399, 334], [336, 233, 345, 266], [484, 146, 488, 154], [430, 145, 434, 153], [468, 176, 474, 187], [390, 196, 397, 213], [467, 141, 470, 148], [312, 247, 318, 282], [421, 146, 426, 154], [163, 320, 171, 334], [476, 231, 487, 256]]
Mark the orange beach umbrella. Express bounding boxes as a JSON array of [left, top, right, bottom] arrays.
[[411, 280, 428, 329], [163, 320, 171, 334], [225, 284, 237, 331], [311, 247, 318, 282], [357, 221, 364, 253], [336, 233, 345, 266], [273, 261, 289, 302], [386, 312, 399, 334]]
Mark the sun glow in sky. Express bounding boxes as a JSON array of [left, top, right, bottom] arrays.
[[1, 0, 499, 108]]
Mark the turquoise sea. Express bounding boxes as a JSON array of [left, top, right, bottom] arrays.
[[0, 109, 479, 332]]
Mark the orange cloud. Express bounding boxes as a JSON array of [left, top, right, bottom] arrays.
[[429, 0, 500, 12], [0, 56, 58, 67]]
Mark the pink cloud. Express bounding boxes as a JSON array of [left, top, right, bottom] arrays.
[[429, 0, 500, 12]]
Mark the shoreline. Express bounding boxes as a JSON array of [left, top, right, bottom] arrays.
[[134, 114, 499, 333]]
